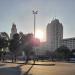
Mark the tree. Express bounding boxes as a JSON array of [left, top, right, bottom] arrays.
[[0, 32, 9, 49], [55, 45, 71, 61], [0, 32, 9, 61], [0, 37, 4, 60], [9, 33, 20, 62], [20, 33, 40, 63], [20, 33, 33, 63], [1, 32, 9, 40], [45, 50, 55, 61], [71, 49, 75, 58]]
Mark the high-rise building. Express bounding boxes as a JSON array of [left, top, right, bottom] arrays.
[[46, 19, 63, 51], [10, 23, 17, 39]]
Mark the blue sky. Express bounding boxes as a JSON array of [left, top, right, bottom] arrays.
[[0, 0, 75, 39]]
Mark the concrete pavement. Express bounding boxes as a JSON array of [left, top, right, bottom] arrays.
[[0, 61, 75, 75], [21, 61, 75, 75]]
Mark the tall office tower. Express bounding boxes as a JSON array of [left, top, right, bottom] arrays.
[[10, 23, 17, 39], [46, 19, 63, 51]]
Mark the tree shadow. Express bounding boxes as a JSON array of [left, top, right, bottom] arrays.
[[0, 67, 21, 75], [16, 61, 55, 75], [27, 63, 55, 66], [14, 61, 34, 75], [0, 64, 5, 66], [22, 62, 55, 75], [17, 62, 35, 75], [14, 61, 55, 66], [1, 61, 55, 75], [23, 64, 33, 75]]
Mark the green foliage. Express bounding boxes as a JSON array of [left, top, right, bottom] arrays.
[[9, 33, 21, 62], [0, 32, 9, 50], [20, 33, 40, 62], [9, 33, 20, 53], [21, 33, 34, 55], [71, 49, 75, 57], [1, 32, 9, 40], [55, 45, 71, 60]]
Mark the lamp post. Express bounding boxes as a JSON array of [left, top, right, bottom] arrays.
[[32, 10, 38, 37], [32, 10, 38, 62]]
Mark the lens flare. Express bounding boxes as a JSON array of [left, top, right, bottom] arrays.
[[35, 29, 44, 42]]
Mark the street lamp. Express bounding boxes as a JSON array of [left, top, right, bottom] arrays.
[[32, 10, 38, 61], [32, 10, 38, 37]]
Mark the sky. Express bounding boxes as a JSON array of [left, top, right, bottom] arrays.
[[0, 0, 75, 41]]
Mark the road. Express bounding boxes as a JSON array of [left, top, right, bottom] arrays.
[[0, 61, 75, 75]]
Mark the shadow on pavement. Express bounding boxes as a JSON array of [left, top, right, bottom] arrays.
[[17, 62, 34, 75], [0, 61, 55, 75], [15, 62, 55, 66], [23, 64, 33, 75], [0, 61, 33, 75], [27, 63, 55, 66], [22, 62, 55, 75], [0, 64, 5, 66], [0, 67, 21, 75], [16, 61, 55, 75], [3, 61, 55, 66]]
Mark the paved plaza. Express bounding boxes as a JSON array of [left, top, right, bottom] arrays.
[[0, 61, 75, 75]]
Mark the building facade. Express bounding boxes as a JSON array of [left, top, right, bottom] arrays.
[[62, 38, 75, 50], [46, 19, 75, 51], [46, 19, 63, 51]]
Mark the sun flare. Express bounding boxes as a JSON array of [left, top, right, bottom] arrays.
[[35, 29, 44, 42]]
